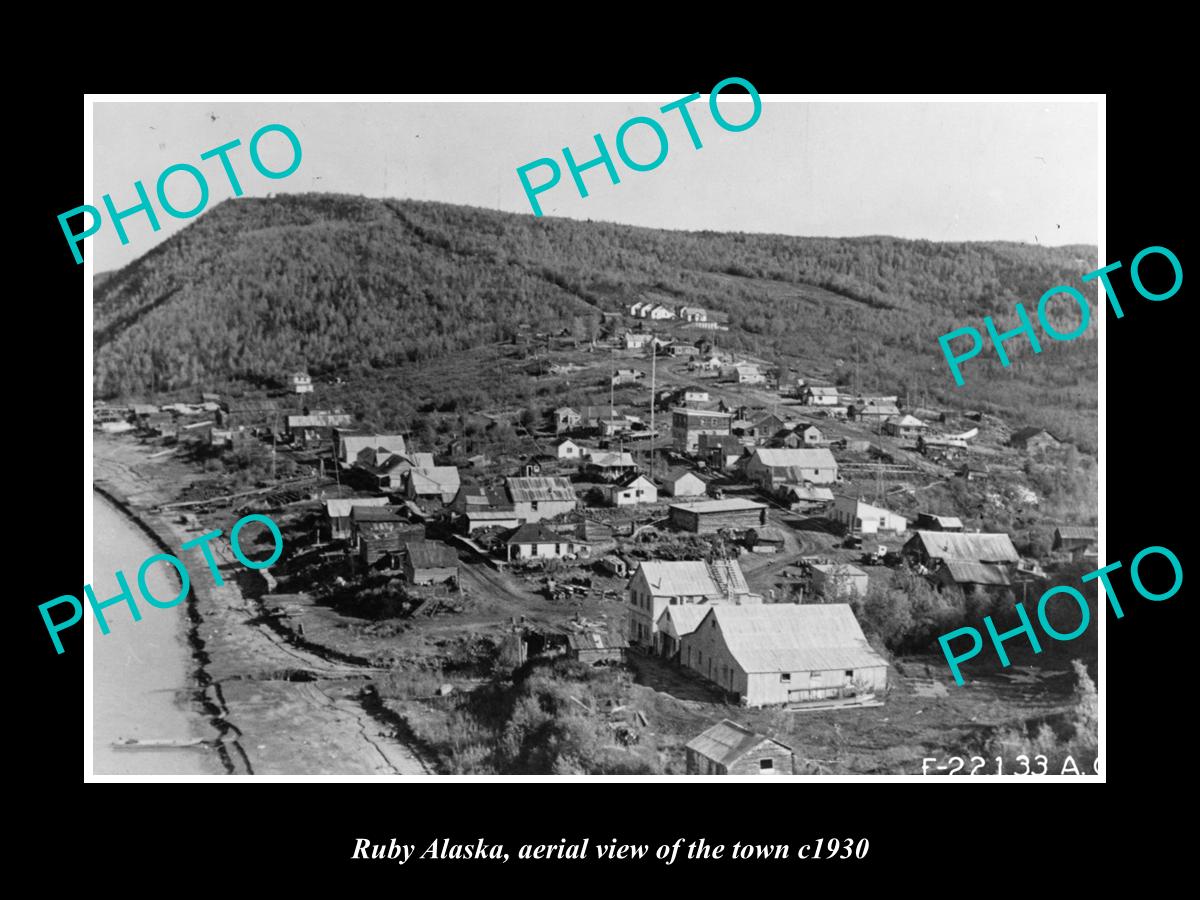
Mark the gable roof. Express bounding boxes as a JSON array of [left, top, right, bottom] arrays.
[[888, 414, 926, 427], [636, 561, 720, 598], [782, 484, 835, 502], [664, 467, 705, 484], [324, 497, 392, 518], [409, 467, 461, 494], [671, 498, 766, 515], [506, 476, 577, 503], [940, 560, 1012, 586], [350, 506, 403, 523], [614, 472, 656, 489], [506, 522, 570, 545], [1055, 525, 1097, 540], [919, 513, 964, 529], [909, 530, 1019, 563], [656, 604, 711, 639], [685, 719, 792, 767], [588, 451, 636, 468], [750, 448, 838, 470], [404, 540, 458, 569], [697, 604, 885, 674], [1010, 426, 1062, 446], [566, 631, 629, 652]]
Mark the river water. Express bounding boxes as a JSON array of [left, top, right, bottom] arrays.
[[93, 494, 223, 775]]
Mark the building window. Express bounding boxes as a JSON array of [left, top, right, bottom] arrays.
[[845, 670, 854, 678], [530, 544, 538, 557], [811, 672, 823, 683], [554, 544, 561, 554], [759, 759, 773, 771], [780, 673, 791, 683]]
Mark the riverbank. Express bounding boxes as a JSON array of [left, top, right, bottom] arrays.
[[94, 435, 431, 775]]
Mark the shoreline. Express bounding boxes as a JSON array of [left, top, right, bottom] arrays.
[[94, 436, 432, 775], [93, 484, 251, 774]]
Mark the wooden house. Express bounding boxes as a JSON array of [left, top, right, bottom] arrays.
[[685, 720, 794, 775], [352, 506, 420, 567], [286, 412, 354, 448], [1010, 427, 1064, 454], [810, 563, 869, 600], [553, 407, 582, 433], [566, 631, 628, 665], [903, 531, 1019, 569], [725, 363, 765, 384], [849, 401, 900, 424], [624, 331, 653, 350], [801, 385, 839, 406], [914, 512, 964, 532], [604, 472, 658, 506], [661, 467, 707, 497], [291, 372, 314, 394], [355, 449, 435, 491], [405, 466, 462, 504], [554, 438, 583, 460], [324, 497, 392, 541], [679, 604, 888, 708], [958, 459, 991, 480], [745, 448, 839, 490], [583, 451, 637, 482], [627, 559, 757, 648], [335, 430, 408, 465], [669, 499, 767, 534], [1053, 526, 1098, 558], [917, 435, 968, 459], [505, 522, 585, 561], [882, 414, 927, 440], [403, 540, 459, 585], [218, 398, 286, 430], [779, 484, 835, 511], [831, 496, 907, 535], [505, 476, 578, 522], [677, 305, 708, 322], [671, 407, 734, 452]]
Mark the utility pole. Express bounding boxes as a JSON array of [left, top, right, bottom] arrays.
[[648, 339, 657, 477]]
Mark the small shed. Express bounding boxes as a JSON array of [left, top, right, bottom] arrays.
[[669, 499, 767, 534], [1053, 525, 1097, 557], [685, 720, 794, 775], [810, 563, 869, 600], [746, 526, 786, 554], [404, 540, 459, 585], [566, 631, 628, 665]]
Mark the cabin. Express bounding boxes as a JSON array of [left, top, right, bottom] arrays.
[[661, 467, 707, 497], [566, 631, 628, 665], [746, 526, 786, 554], [958, 460, 990, 481], [740, 412, 786, 440], [903, 531, 1019, 569], [744, 448, 839, 490], [291, 372, 314, 394], [789, 424, 824, 447], [554, 438, 583, 460], [505, 476, 578, 523], [849, 401, 900, 424], [627, 559, 757, 648], [324, 497, 391, 541], [405, 466, 461, 504], [725, 363, 765, 384], [583, 451, 637, 482], [669, 498, 767, 534], [831, 496, 907, 535], [403, 540, 459, 585], [779, 484, 835, 511], [801, 385, 839, 406], [677, 305, 708, 322], [505, 522, 585, 561], [699, 433, 745, 471], [624, 331, 653, 350], [679, 604, 888, 708], [883, 414, 927, 440], [914, 512, 964, 532], [686, 720, 795, 776], [352, 506, 420, 567], [604, 472, 658, 507], [336, 430, 408, 465], [810, 563, 869, 600], [646, 303, 675, 320], [553, 407, 582, 433], [671, 407, 734, 452], [1010, 427, 1063, 454], [1053, 525, 1098, 558]]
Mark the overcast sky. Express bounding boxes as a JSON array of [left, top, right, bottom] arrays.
[[90, 99, 1099, 271]]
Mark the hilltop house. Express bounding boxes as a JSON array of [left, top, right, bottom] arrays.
[[291, 372, 314, 394], [915, 512, 964, 532], [646, 304, 675, 320], [801, 385, 839, 406], [677, 305, 708, 322], [831, 496, 907, 535], [685, 720, 794, 776], [1010, 427, 1064, 454], [744, 448, 839, 490], [505, 476, 578, 522], [883, 415, 927, 441], [553, 407, 581, 433], [678, 604, 888, 707], [627, 559, 758, 649]]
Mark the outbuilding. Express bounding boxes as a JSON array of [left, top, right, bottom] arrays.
[[404, 540, 459, 585], [685, 720, 795, 775], [669, 498, 767, 534]]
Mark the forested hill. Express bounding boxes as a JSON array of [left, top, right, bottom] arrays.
[[93, 193, 1098, 445]]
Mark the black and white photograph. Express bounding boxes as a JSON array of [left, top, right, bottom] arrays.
[[81, 95, 1104, 780]]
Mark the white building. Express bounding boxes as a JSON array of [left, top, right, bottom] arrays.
[[831, 496, 908, 535]]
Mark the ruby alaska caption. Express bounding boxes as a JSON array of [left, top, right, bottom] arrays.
[[42, 513, 282, 654]]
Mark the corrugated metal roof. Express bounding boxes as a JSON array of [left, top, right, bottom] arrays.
[[287, 413, 354, 427], [350, 506, 403, 523], [1056, 525, 1097, 540], [506, 476, 576, 503], [941, 560, 1011, 586], [685, 719, 791, 767], [751, 448, 837, 470], [325, 497, 391, 518], [670, 499, 766, 515], [588, 451, 635, 468], [910, 531, 1018, 563], [637, 561, 720, 598], [698, 604, 886, 674], [566, 631, 629, 651]]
